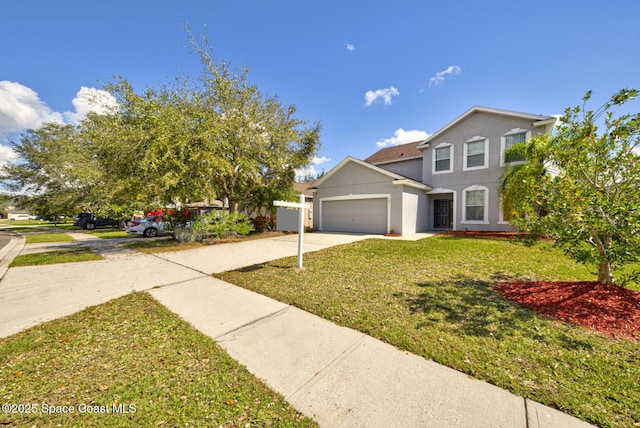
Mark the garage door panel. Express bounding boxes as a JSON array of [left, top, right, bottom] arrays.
[[322, 198, 387, 234]]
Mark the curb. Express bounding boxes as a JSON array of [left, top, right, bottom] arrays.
[[0, 232, 26, 281]]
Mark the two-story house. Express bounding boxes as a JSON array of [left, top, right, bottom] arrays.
[[310, 106, 557, 235]]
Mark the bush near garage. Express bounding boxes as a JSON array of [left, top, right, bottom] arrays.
[[192, 211, 252, 241], [250, 215, 271, 232]]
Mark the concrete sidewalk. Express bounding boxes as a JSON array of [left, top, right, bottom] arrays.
[[0, 231, 595, 427], [150, 276, 594, 428], [0, 232, 207, 337]]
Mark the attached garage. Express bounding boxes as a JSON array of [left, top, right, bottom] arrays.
[[321, 196, 389, 234], [310, 157, 431, 235]]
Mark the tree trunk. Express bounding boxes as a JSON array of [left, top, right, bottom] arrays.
[[597, 260, 615, 285]]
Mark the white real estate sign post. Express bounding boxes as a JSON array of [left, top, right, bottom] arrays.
[[274, 194, 306, 268]]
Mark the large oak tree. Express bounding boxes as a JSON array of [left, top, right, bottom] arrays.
[[2, 31, 321, 218]]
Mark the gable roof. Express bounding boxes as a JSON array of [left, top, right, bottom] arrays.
[[309, 156, 431, 191], [364, 141, 425, 165], [416, 106, 554, 149]]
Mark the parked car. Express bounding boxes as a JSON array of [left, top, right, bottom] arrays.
[[73, 213, 119, 230], [10, 213, 37, 221], [125, 215, 166, 237]]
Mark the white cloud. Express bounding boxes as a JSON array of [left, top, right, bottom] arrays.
[[428, 65, 462, 87], [312, 156, 331, 165], [64, 86, 118, 124], [0, 81, 64, 140], [0, 144, 17, 163], [0, 81, 117, 143], [345, 43, 355, 52], [364, 87, 399, 107], [296, 156, 331, 181], [375, 128, 430, 148]]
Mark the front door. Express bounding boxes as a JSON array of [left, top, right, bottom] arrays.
[[434, 199, 452, 229]]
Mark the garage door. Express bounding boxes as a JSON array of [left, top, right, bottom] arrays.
[[322, 198, 388, 234]]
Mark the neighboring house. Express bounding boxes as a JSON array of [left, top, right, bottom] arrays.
[[0, 202, 36, 220], [311, 106, 557, 234]]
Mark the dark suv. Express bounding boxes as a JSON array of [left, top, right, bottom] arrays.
[[73, 213, 119, 230]]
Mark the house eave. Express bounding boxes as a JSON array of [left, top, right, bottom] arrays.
[[416, 106, 554, 149], [393, 179, 432, 191], [533, 117, 558, 127]]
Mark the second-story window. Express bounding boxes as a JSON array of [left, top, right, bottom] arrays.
[[501, 129, 530, 166], [433, 144, 453, 173], [464, 137, 488, 171], [504, 133, 526, 160]]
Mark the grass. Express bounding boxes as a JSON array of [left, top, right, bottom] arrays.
[[0, 224, 80, 233], [84, 229, 130, 239], [24, 233, 76, 244], [0, 219, 46, 226], [9, 248, 102, 267], [126, 237, 202, 254], [0, 292, 316, 427], [0, 227, 47, 233], [127, 231, 288, 254], [45, 224, 82, 231], [216, 235, 640, 428]]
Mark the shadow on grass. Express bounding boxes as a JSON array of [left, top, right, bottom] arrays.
[[231, 262, 295, 273], [393, 274, 544, 342], [232, 263, 267, 273]]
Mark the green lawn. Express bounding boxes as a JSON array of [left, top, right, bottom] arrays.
[[84, 230, 130, 239], [45, 224, 82, 231], [0, 292, 315, 427], [216, 235, 640, 428], [9, 248, 102, 267], [25, 233, 76, 244], [0, 219, 46, 226], [1, 224, 79, 233]]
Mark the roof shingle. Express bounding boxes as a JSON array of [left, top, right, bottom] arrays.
[[364, 141, 424, 165]]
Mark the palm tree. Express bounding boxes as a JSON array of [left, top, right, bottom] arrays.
[[499, 134, 553, 230]]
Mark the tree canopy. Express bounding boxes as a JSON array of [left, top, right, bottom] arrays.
[[1, 122, 102, 216], [500, 88, 640, 285], [1, 30, 321, 218]]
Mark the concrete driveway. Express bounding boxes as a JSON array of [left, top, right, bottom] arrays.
[[0, 232, 370, 337], [154, 232, 373, 274]]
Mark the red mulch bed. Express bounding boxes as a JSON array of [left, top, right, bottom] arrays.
[[494, 281, 640, 341]]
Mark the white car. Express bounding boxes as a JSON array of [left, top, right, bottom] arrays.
[[125, 215, 166, 237], [10, 214, 37, 221]]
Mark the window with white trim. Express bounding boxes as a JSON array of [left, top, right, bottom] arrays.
[[462, 185, 489, 223], [463, 137, 488, 170], [433, 144, 453, 174], [501, 129, 530, 166]]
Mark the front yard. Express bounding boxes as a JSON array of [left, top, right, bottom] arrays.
[[0, 293, 315, 427], [216, 235, 640, 428]]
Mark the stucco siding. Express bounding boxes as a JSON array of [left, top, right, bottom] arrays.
[[422, 111, 545, 231], [376, 158, 423, 182], [401, 186, 429, 234]]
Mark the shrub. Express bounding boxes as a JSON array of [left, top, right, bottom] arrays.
[[162, 210, 193, 231], [250, 215, 271, 232], [192, 211, 252, 240]]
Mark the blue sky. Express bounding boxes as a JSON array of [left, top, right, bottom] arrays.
[[2, 0, 639, 176]]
